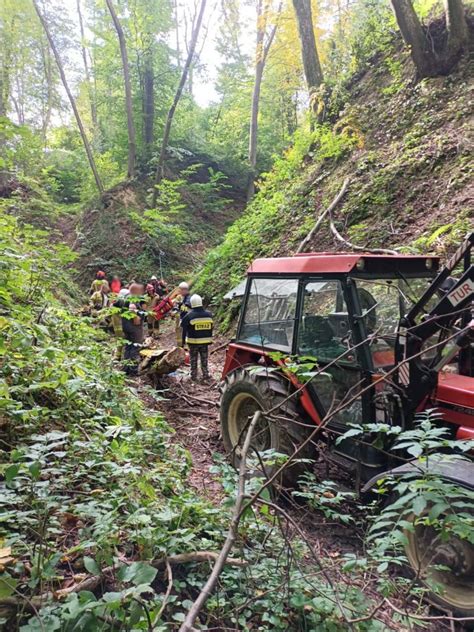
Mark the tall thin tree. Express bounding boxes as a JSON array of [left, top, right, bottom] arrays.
[[291, 0, 323, 109], [105, 0, 136, 178], [32, 0, 103, 193], [143, 50, 154, 157], [76, 0, 98, 133], [152, 0, 207, 206], [247, 0, 281, 201], [445, 0, 468, 56]]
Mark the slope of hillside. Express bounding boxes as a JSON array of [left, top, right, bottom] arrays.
[[65, 155, 245, 288], [195, 45, 473, 309]]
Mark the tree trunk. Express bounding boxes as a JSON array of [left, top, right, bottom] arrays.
[[105, 0, 136, 178], [40, 37, 53, 140], [247, 0, 280, 201], [143, 52, 154, 156], [76, 0, 98, 132], [444, 0, 468, 56], [0, 16, 16, 188], [32, 0, 103, 193], [152, 0, 207, 206], [390, 0, 436, 77], [291, 0, 323, 101]]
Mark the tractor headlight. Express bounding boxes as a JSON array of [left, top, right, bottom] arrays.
[[426, 258, 433, 270], [356, 258, 365, 271]]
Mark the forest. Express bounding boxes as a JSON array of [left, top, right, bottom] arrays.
[[0, 0, 473, 629]]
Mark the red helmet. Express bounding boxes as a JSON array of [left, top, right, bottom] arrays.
[[97, 270, 106, 279]]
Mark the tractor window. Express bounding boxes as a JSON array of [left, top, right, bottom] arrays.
[[354, 277, 436, 368], [239, 278, 299, 352], [297, 280, 356, 364]]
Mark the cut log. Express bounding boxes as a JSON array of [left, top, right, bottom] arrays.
[[139, 346, 186, 377]]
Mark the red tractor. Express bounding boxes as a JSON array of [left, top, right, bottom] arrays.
[[220, 233, 474, 616]]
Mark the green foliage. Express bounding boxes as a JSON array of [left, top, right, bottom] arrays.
[[0, 118, 44, 179], [338, 412, 474, 596], [294, 477, 357, 526], [194, 124, 358, 308]]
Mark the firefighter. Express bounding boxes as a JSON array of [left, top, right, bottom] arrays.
[[145, 283, 160, 337], [110, 275, 122, 295], [118, 283, 147, 375], [173, 281, 192, 347], [157, 279, 168, 297], [181, 294, 213, 382], [89, 282, 109, 313], [90, 270, 110, 295]]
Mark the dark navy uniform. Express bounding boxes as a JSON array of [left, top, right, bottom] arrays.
[[181, 307, 213, 380]]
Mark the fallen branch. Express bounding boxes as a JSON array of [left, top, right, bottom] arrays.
[[152, 552, 247, 569], [296, 178, 350, 253], [0, 552, 247, 613], [328, 205, 397, 255], [384, 597, 474, 624], [175, 408, 213, 416], [179, 411, 261, 632], [157, 559, 173, 619], [210, 341, 228, 355]]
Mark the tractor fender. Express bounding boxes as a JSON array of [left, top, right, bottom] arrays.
[[362, 456, 474, 494]]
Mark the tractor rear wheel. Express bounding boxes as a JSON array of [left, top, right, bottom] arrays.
[[404, 513, 474, 618], [220, 367, 316, 488]]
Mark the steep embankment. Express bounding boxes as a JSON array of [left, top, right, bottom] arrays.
[[195, 47, 473, 309], [67, 154, 245, 287]]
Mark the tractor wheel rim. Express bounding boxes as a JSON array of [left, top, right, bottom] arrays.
[[405, 522, 474, 610], [227, 392, 271, 453]]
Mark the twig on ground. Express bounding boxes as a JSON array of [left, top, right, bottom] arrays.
[[175, 408, 213, 416], [328, 204, 397, 254], [210, 341, 228, 355], [384, 598, 474, 624], [157, 559, 173, 620], [0, 552, 247, 613]]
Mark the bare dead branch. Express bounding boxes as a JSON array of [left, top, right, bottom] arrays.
[[179, 411, 261, 632], [296, 177, 350, 253]]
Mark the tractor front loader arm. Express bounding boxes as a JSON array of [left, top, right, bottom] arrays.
[[395, 233, 474, 417]]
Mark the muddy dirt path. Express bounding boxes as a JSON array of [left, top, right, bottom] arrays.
[[138, 320, 226, 500]]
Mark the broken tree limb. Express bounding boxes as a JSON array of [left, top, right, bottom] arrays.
[[296, 177, 350, 253], [210, 341, 228, 355], [175, 408, 211, 416], [139, 346, 186, 377], [0, 551, 247, 614], [152, 552, 247, 569], [328, 208, 397, 255], [179, 411, 261, 632]]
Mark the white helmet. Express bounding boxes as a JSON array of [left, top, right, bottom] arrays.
[[190, 294, 203, 308], [179, 281, 189, 290]]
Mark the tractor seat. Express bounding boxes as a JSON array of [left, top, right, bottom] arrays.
[[300, 315, 334, 348], [328, 312, 350, 339]]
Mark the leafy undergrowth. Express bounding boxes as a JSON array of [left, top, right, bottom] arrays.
[[0, 211, 389, 630], [195, 47, 473, 317]]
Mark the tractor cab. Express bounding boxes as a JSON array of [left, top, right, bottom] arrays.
[[222, 253, 445, 472]]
